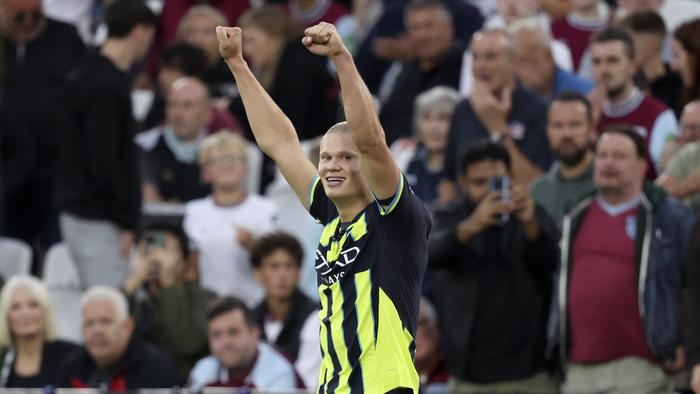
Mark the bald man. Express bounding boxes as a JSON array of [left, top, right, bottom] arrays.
[[511, 19, 593, 101], [137, 77, 213, 203]]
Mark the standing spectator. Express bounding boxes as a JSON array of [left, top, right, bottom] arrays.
[[671, 18, 700, 110], [551, 0, 611, 72], [619, 10, 684, 115], [122, 224, 216, 381], [250, 232, 320, 390], [286, 0, 349, 27], [2, 0, 85, 256], [445, 29, 552, 187], [531, 92, 596, 224], [590, 27, 678, 179], [657, 100, 700, 213], [59, 286, 181, 389], [429, 141, 558, 393], [415, 297, 449, 394], [378, 0, 464, 145], [511, 19, 593, 102], [137, 77, 213, 204], [184, 133, 277, 306], [55, 0, 157, 290], [550, 126, 694, 394], [391, 86, 460, 205], [189, 297, 299, 391], [0, 275, 79, 388], [685, 221, 700, 394]]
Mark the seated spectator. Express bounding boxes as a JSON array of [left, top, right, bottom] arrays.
[[0, 275, 78, 388], [445, 29, 552, 188], [549, 125, 694, 394], [250, 232, 320, 389], [189, 297, 299, 391], [551, 0, 611, 72], [122, 223, 216, 381], [620, 10, 684, 115], [415, 297, 448, 394], [286, 0, 349, 27], [589, 27, 678, 179], [378, 0, 465, 144], [176, 5, 235, 97], [391, 86, 460, 205], [672, 18, 700, 111], [531, 92, 596, 224], [657, 100, 700, 213], [429, 141, 558, 393], [137, 77, 213, 203], [142, 42, 241, 134], [184, 133, 277, 306], [511, 19, 593, 102], [59, 286, 181, 389]]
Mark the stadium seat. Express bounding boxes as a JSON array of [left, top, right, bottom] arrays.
[[0, 237, 32, 279], [43, 243, 83, 343]]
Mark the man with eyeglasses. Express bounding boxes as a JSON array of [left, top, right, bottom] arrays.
[[183, 132, 277, 307], [658, 100, 700, 213]]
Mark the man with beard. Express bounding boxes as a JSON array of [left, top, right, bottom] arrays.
[[531, 92, 596, 224], [589, 27, 678, 179]]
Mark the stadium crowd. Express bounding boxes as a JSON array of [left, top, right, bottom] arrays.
[[2, 0, 700, 392]]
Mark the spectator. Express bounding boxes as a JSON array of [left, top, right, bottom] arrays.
[[415, 297, 448, 394], [189, 297, 299, 391], [549, 126, 694, 394], [620, 10, 684, 115], [286, 0, 349, 27], [142, 42, 241, 134], [391, 86, 460, 205], [657, 100, 700, 213], [122, 223, 216, 381], [660, 98, 700, 167], [671, 18, 700, 110], [59, 286, 181, 389], [445, 29, 552, 187], [511, 18, 594, 102], [55, 0, 156, 290], [137, 77, 213, 204], [2, 0, 85, 256], [184, 133, 277, 306], [250, 232, 320, 389], [0, 275, 78, 388], [551, 0, 611, 72], [429, 141, 558, 393], [378, 0, 464, 145], [176, 5, 234, 96], [685, 221, 700, 394], [589, 27, 678, 179], [531, 92, 596, 224]]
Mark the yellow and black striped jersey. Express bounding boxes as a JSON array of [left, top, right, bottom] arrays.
[[307, 174, 431, 394]]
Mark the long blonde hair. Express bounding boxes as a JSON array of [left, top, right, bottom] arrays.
[[0, 275, 59, 348]]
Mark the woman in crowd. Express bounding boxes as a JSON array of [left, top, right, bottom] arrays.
[[0, 275, 77, 388], [672, 18, 700, 108]]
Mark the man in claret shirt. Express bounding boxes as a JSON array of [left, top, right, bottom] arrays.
[[551, 0, 610, 72], [589, 27, 678, 179], [549, 125, 694, 394]]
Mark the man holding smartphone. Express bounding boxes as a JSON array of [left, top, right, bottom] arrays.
[[428, 141, 559, 393]]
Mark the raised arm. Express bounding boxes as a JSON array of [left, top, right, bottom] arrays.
[[303, 23, 401, 200], [216, 26, 317, 208]]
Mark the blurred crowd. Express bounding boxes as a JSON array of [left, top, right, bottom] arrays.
[[2, 0, 700, 392]]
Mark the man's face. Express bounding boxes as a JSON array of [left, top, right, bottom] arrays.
[[594, 133, 646, 196], [591, 41, 636, 98], [459, 159, 509, 204], [255, 249, 300, 302], [571, 0, 600, 11], [405, 7, 454, 62], [82, 300, 132, 369], [318, 132, 369, 203], [471, 33, 513, 93], [415, 105, 452, 153], [208, 310, 259, 370], [2, 0, 44, 44], [183, 14, 220, 61], [629, 32, 662, 68], [201, 145, 248, 189], [512, 30, 554, 94], [677, 102, 700, 145], [134, 25, 156, 61], [547, 100, 592, 166], [496, 0, 538, 25], [414, 304, 440, 368], [166, 82, 210, 141]]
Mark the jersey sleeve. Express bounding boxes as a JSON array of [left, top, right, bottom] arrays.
[[373, 173, 430, 233], [308, 175, 337, 224]]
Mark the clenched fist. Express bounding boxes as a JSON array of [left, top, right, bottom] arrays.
[[216, 26, 243, 62], [302, 22, 348, 59]]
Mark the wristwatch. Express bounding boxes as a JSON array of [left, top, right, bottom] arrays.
[[490, 131, 504, 143]]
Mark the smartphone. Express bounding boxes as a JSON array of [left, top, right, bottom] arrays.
[[488, 175, 510, 223], [143, 231, 166, 278]]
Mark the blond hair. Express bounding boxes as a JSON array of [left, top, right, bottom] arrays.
[[198, 131, 249, 166], [176, 5, 229, 40], [0, 275, 59, 348]]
